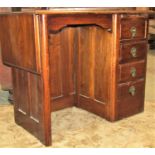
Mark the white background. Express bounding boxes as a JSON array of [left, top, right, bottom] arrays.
[[0, 0, 155, 7]]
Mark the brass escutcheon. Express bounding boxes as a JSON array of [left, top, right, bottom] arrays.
[[130, 47, 137, 58], [129, 86, 136, 96], [130, 67, 137, 77], [130, 26, 137, 38]]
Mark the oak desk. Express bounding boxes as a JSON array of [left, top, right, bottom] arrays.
[[0, 9, 153, 146]]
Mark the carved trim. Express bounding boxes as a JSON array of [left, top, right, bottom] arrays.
[[47, 14, 112, 33]]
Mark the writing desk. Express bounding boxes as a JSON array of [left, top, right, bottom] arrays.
[[0, 8, 153, 146]]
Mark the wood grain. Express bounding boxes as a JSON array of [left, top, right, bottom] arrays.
[[76, 25, 113, 118], [12, 68, 44, 143], [0, 14, 39, 73], [117, 79, 145, 119], [119, 41, 147, 63], [120, 17, 147, 40], [48, 14, 112, 32], [9, 15, 52, 146], [48, 27, 76, 111], [118, 60, 146, 83]]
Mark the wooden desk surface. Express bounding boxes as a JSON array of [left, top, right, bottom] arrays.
[[0, 8, 154, 15]]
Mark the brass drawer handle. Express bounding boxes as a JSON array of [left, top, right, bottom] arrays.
[[130, 47, 137, 58], [129, 86, 136, 96], [130, 67, 137, 77], [130, 26, 137, 38]]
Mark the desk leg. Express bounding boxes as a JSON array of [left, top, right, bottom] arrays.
[[11, 14, 51, 146]]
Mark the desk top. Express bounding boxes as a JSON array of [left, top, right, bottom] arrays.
[[0, 8, 155, 15]]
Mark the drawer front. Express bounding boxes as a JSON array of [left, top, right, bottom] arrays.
[[120, 18, 146, 40], [120, 42, 147, 63], [118, 60, 146, 83], [117, 79, 145, 119]]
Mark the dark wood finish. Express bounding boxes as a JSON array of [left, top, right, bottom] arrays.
[[76, 26, 113, 118], [12, 68, 47, 143], [52, 95, 75, 111], [119, 41, 147, 63], [39, 15, 51, 145], [0, 14, 51, 146], [0, 50, 12, 89], [120, 17, 147, 40], [117, 79, 145, 119], [0, 14, 40, 74], [0, 9, 150, 146], [48, 14, 112, 32], [78, 95, 106, 118], [118, 60, 146, 83], [105, 14, 121, 121], [23, 9, 154, 15], [48, 27, 76, 111], [0, 7, 12, 98], [116, 15, 148, 120]]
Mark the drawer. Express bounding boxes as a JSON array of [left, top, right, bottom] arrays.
[[120, 41, 147, 63], [120, 18, 147, 40], [118, 60, 146, 83], [117, 79, 145, 119]]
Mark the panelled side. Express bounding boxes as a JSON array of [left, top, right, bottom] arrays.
[[48, 27, 77, 111], [77, 26, 113, 118], [0, 14, 51, 146], [0, 14, 40, 73]]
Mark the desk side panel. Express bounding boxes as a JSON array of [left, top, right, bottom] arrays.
[[49, 27, 76, 111], [77, 26, 112, 118], [3, 14, 51, 146], [0, 14, 40, 73], [12, 68, 45, 144]]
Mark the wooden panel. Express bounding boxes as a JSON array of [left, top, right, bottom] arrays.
[[118, 60, 146, 83], [13, 70, 41, 122], [120, 17, 147, 40], [119, 41, 147, 63], [0, 14, 39, 73], [78, 27, 92, 97], [117, 79, 145, 119], [13, 69, 29, 115], [28, 74, 40, 120], [78, 26, 112, 104], [78, 95, 106, 118], [76, 25, 113, 119], [12, 68, 44, 141], [49, 25, 113, 112], [94, 27, 112, 103], [11, 15, 51, 146], [60, 27, 75, 96], [48, 27, 76, 110], [51, 95, 75, 112], [49, 33, 62, 97], [0, 48, 12, 89], [0, 7, 12, 89]]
